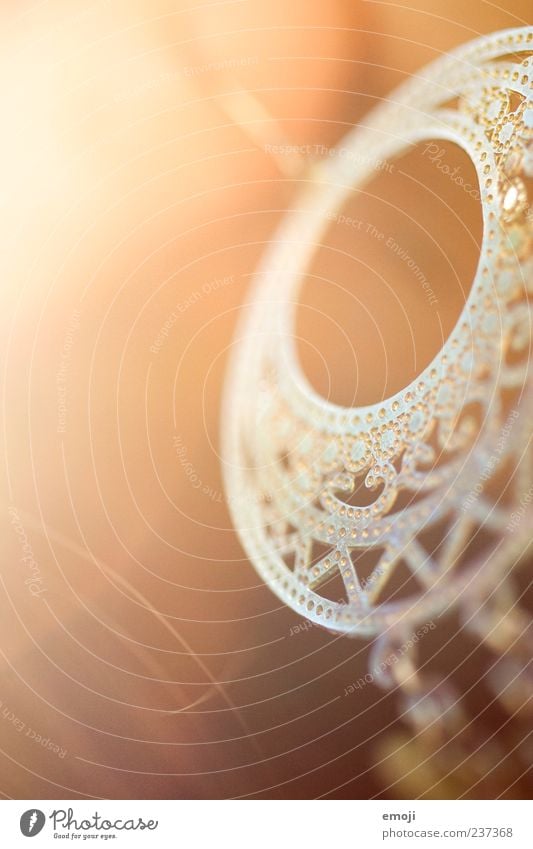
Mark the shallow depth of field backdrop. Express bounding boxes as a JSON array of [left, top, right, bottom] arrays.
[[1, 0, 532, 799]]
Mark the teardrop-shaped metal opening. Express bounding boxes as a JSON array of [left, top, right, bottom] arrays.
[[295, 139, 483, 406]]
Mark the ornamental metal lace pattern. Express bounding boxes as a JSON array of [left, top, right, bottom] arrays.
[[222, 27, 533, 638]]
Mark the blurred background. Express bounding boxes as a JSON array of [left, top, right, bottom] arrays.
[[0, 0, 531, 799]]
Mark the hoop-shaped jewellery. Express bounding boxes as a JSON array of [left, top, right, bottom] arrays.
[[222, 28, 533, 647]]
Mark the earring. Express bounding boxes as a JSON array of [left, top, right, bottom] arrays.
[[222, 28, 533, 742]]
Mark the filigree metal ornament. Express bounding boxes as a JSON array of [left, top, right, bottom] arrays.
[[222, 28, 533, 639]]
